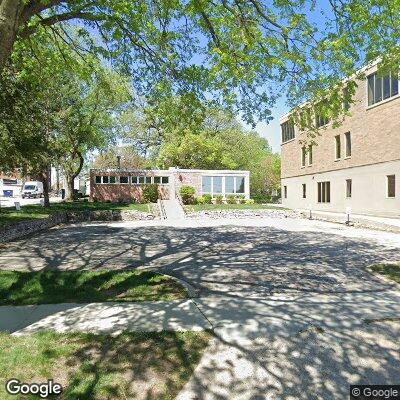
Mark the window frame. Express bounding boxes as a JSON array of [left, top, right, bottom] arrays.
[[335, 135, 341, 160], [346, 179, 352, 198], [387, 175, 396, 198], [317, 181, 331, 203], [301, 147, 306, 167], [120, 176, 129, 184], [308, 145, 313, 166], [367, 71, 399, 107], [344, 132, 352, 158], [281, 121, 295, 143]]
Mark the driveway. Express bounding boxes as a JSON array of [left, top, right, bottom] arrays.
[[1, 216, 400, 399]]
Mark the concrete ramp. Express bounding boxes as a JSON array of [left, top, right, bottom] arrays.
[[161, 198, 185, 220]]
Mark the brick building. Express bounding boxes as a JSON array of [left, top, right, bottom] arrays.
[[280, 61, 400, 217], [90, 167, 250, 202]]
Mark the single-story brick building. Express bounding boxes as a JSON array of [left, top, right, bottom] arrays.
[[90, 168, 250, 202]]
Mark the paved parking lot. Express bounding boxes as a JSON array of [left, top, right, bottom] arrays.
[[1, 216, 400, 399]]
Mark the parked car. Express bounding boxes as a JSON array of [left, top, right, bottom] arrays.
[[21, 181, 44, 199]]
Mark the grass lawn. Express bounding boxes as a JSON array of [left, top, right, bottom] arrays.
[[186, 203, 287, 212], [0, 270, 188, 306], [0, 201, 152, 228], [370, 262, 400, 284], [0, 330, 211, 400]]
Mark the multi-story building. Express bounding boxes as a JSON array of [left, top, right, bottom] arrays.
[[280, 62, 400, 217], [90, 167, 250, 202]]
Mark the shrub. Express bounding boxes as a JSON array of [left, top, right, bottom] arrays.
[[180, 185, 196, 205], [237, 194, 246, 204], [196, 196, 206, 205], [142, 184, 159, 203], [202, 194, 212, 204], [245, 199, 255, 204], [215, 194, 224, 204], [226, 194, 236, 204]]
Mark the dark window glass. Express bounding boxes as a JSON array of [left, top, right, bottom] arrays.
[[346, 179, 352, 198], [154, 176, 161, 184], [284, 186, 287, 199], [345, 132, 351, 157], [387, 175, 395, 198], [102, 176, 109, 184], [145, 176, 152, 184], [308, 145, 313, 165], [202, 176, 212, 193], [138, 176, 145, 184], [131, 176, 138, 184], [161, 176, 169, 184], [383, 75, 391, 99], [368, 74, 375, 106], [281, 121, 295, 143], [375, 75, 383, 103], [95, 176, 101, 184], [225, 177, 235, 193], [392, 77, 399, 96], [302, 184, 306, 199], [335, 135, 341, 159], [318, 181, 330, 203], [301, 147, 306, 167], [213, 177, 223, 194], [120, 176, 128, 184], [235, 177, 245, 193], [110, 176, 116, 184]]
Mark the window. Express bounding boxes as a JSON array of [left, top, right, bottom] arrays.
[[335, 135, 341, 159], [283, 185, 287, 199], [102, 176, 109, 184], [161, 176, 169, 184], [308, 145, 313, 165], [131, 176, 138, 184], [281, 121, 295, 143], [315, 101, 330, 128], [202, 176, 212, 193], [302, 184, 306, 199], [235, 176, 245, 193], [95, 176, 101, 184], [345, 132, 351, 157], [213, 176, 223, 194], [3, 179, 18, 185], [318, 181, 330, 203], [368, 72, 399, 106], [301, 147, 306, 167], [145, 176, 152, 184], [120, 176, 129, 184], [387, 175, 396, 198], [346, 179, 352, 198], [343, 86, 350, 112], [138, 176, 145, 184], [225, 176, 235, 193], [109, 176, 116, 184], [154, 176, 161, 184]]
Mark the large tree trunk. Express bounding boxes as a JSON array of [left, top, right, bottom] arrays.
[[39, 168, 51, 208], [64, 151, 84, 201], [0, 0, 23, 72]]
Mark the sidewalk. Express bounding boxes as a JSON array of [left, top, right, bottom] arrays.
[[161, 198, 186, 220], [0, 300, 212, 336], [298, 209, 400, 231]]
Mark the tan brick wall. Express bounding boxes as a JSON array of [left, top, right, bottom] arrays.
[[281, 67, 400, 179]]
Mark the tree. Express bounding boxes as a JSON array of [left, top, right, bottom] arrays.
[[56, 68, 130, 200], [4, 1, 398, 127], [156, 110, 279, 198], [91, 147, 146, 170]]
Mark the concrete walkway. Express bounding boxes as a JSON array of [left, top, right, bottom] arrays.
[[162, 198, 186, 220], [0, 300, 212, 336]]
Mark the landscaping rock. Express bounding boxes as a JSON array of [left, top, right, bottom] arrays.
[[186, 209, 302, 220]]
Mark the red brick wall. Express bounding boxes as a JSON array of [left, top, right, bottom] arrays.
[[173, 171, 202, 197], [90, 170, 170, 202]]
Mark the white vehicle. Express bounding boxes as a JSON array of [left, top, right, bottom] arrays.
[[21, 181, 44, 199]]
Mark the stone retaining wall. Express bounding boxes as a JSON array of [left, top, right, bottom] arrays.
[[186, 209, 301, 219], [0, 209, 155, 243]]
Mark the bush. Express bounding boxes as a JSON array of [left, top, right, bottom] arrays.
[[226, 194, 236, 204], [202, 194, 212, 204], [245, 199, 255, 204], [142, 184, 159, 203], [180, 185, 196, 205], [237, 194, 246, 204], [196, 196, 206, 205], [215, 194, 224, 204]]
